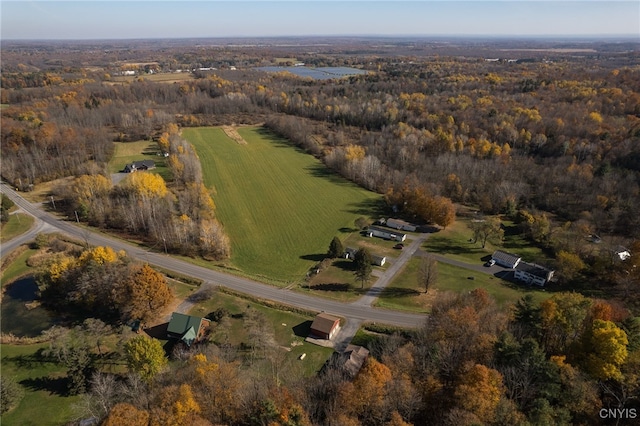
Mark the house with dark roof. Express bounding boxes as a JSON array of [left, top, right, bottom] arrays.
[[336, 344, 370, 378], [124, 160, 155, 173], [167, 313, 210, 346], [344, 247, 386, 266], [491, 250, 522, 269], [310, 313, 341, 340], [514, 262, 554, 287]]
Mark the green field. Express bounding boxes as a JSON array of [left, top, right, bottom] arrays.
[[108, 140, 171, 181], [376, 258, 551, 312], [183, 126, 382, 283]]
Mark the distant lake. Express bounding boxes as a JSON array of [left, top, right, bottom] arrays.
[[1, 277, 55, 337], [256, 66, 368, 80]]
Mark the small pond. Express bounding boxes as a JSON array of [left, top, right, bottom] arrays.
[[1, 277, 55, 337]]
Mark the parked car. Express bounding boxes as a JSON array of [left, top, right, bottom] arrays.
[[393, 243, 404, 250], [484, 259, 496, 267]]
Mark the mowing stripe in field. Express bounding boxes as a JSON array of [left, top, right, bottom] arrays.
[[183, 126, 381, 283]]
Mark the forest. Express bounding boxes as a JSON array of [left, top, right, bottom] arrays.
[[1, 37, 639, 425]]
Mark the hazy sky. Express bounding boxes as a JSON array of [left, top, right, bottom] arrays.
[[2, 1, 639, 40]]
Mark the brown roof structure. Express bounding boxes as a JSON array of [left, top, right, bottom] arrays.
[[310, 313, 341, 340], [341, 344, 370, 378]]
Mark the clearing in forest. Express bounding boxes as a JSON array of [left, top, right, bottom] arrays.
[[183, 126, 382, 283]]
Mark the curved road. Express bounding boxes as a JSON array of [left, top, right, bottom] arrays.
[[0, 184, 426, 328]]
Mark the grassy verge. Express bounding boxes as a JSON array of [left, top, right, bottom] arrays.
[[1, 214, 34, 243], [1, 248, 38, 286], [184, 126, 383, 283]]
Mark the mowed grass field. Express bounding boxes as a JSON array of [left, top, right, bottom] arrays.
[[183, 126, 382, 283], [108, 140, 171, 181]]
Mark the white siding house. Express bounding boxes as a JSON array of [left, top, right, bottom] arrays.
[[366, 226, 407, 242], [514, 262, 554, 287], [386, 218, 417, 232], [491, 250, 522, 269]]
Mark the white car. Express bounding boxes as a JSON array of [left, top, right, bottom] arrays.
[[485, 259, 496, 267]]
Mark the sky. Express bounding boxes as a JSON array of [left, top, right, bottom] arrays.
[[1, 1, 639, 40]]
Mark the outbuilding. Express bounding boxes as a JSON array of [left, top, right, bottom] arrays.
[[491, 250, 522, 269], [310, 313, 341, 340]]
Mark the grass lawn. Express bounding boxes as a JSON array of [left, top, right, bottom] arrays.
[[187, 290, 334, 378], [183, 126, 383, 284], [424, 217, 550, 265], [108, 140, 171, 181], [1, 214, 35, 243], [0, 344, 81, 426], [303, 258, 378, 302], [376, 258, 551, 312]]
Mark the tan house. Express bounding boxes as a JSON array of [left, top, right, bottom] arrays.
[[310, 313, 341, 340]]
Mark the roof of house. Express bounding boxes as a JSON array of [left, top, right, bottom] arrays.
[[133, 160, 155, 168], [341, 344, 369, 377], [345, 247, 358, 256], [492, 250, 522, 265], [372, 255, 386, 264], [515, 261, 553, 279], [310, 313, 340, 335], [368, 226, 407, 237], [167, 313, 206, 337], [386, 218, 413, 227]]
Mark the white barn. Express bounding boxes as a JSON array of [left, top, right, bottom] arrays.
[[491, 250, 522, 269]]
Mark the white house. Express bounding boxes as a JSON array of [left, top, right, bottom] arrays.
[[366, 226, 407, 242], [491, 250, 522, 269], [514, 262, 554, 287], [386, 218, 417, 232]]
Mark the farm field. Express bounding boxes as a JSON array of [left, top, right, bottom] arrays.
[[107, 140, 171, 181], [376, 257, 551, 312], [183, 126, 382, 283]]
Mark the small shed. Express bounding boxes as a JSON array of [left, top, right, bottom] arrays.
[[310, 313, 341, 340], [167, 313, 210, 346]]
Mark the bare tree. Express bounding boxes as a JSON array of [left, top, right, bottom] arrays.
[[418, 255, 438, 294]]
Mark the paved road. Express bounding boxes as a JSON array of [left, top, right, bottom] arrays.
[[0, 184, 426, 329]]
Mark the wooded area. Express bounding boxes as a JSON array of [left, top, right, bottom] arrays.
[[1, 38, 639, 425]]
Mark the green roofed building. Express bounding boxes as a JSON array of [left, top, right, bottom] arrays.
[[167, 312, 210, 346]]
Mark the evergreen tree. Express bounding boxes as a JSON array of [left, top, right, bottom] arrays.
[[327, 237, 345, 258]]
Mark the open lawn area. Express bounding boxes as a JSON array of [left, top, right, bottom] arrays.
[[108, 140, 171, 181], [1, 214, 34, 243], [303, 257, 379, 302], [183, 126, 383, 283], [424, 217, 551, 265], [1, 248, 38, 286], [109, 72, 195, 84], [186, 290, 335, 378], [0, 344, 81, 426], [376, 257, 551, 312]]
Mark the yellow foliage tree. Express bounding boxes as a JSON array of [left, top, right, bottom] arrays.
[[344, 144, 366, 162], [123, 172, 168, 198], [583, 319, 628, 381], [454, 364, 505, 423], [78, 246, 119, 265], [123, 264, 172, 323], [102, 403, 149, 426]]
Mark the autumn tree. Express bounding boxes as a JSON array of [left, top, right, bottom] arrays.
[[340, 358, 393, 425], [555, 250, 586, 282], [121, 264, 172, 323], [581, 319, 628, 381], [354, 247, 373, 289], [418, 255, 438, 294], [327, 236, 345, 258], [102, 403, 150, 426], [454, 364, 506, 423], [471, 217, 504, 248], [123, 335, 168, 382], [0, 376, 24, 415]]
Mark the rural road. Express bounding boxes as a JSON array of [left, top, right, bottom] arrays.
[[0, 183, 427, 329]]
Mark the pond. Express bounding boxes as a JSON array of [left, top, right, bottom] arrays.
[[1, 277, 55, 337]]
